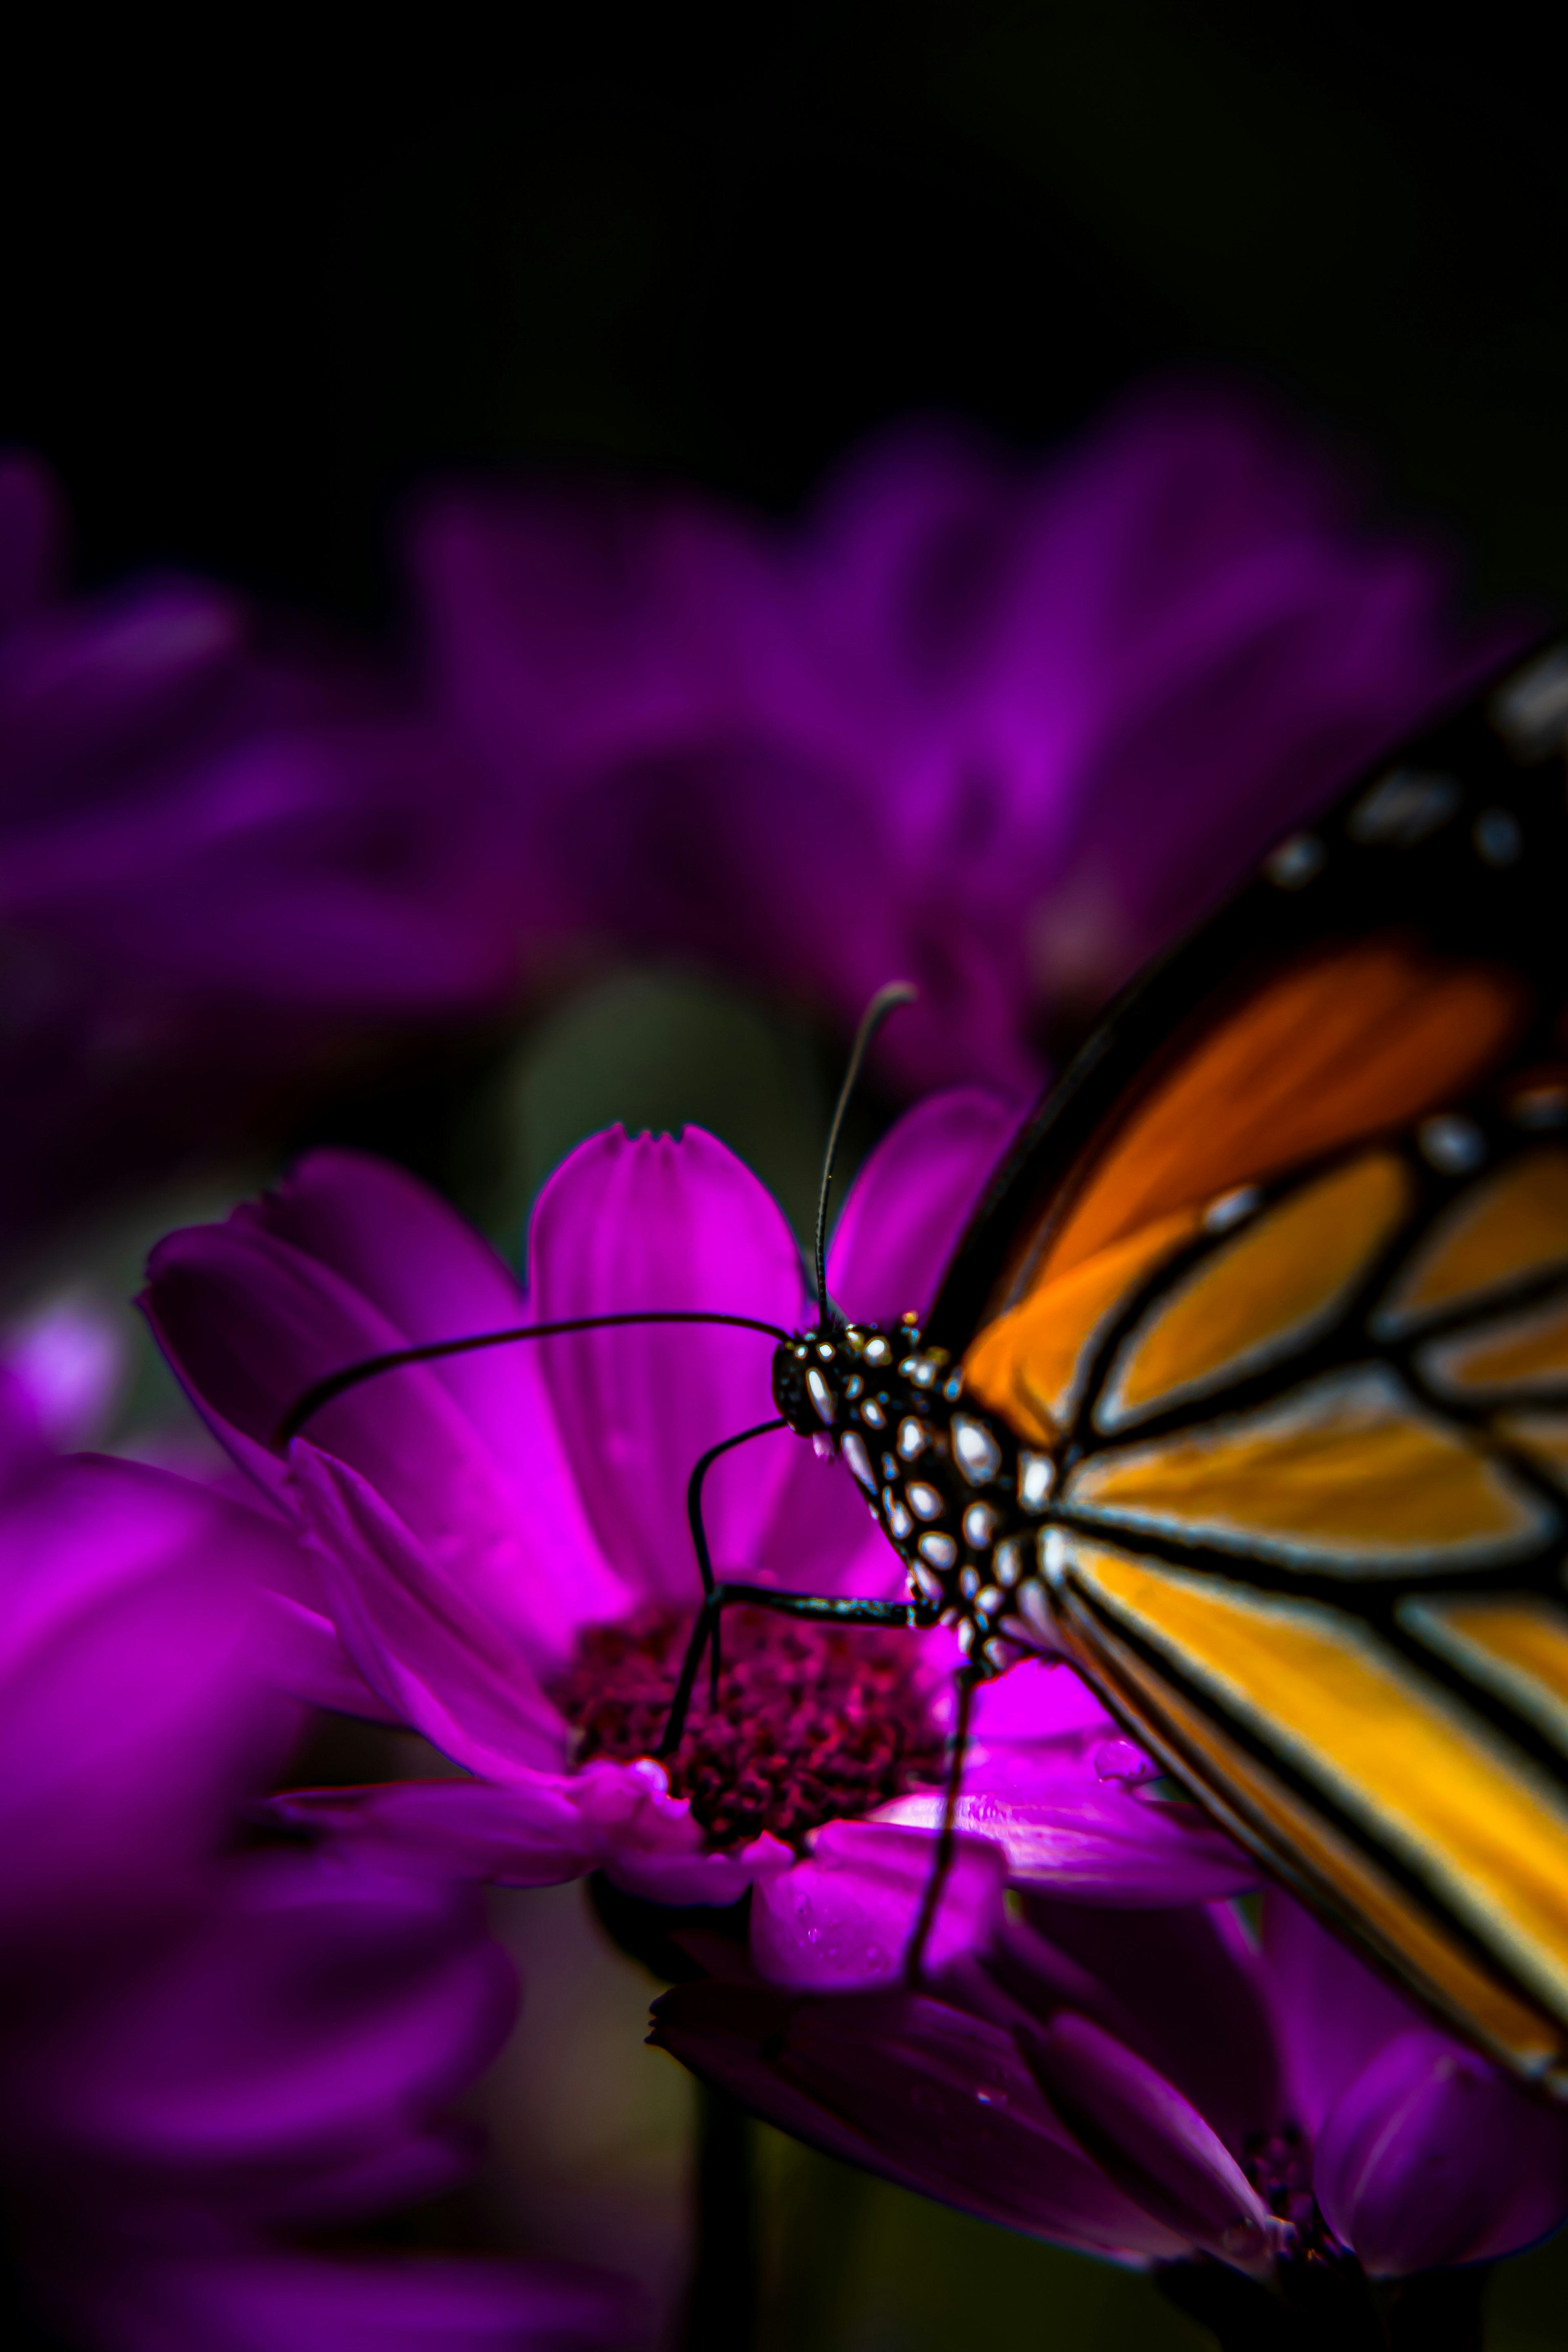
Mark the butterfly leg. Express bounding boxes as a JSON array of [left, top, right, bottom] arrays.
[[656, 1581, 941, 1760], [683, 1418, 787, 1708], [903, 1662, 982, 1987]]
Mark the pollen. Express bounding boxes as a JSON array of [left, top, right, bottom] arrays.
[[549, 1607, 946, 1851]]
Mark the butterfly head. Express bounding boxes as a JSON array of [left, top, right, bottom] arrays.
[[772, 1324, 873, 1438], [771, 1313, 931, 1441]]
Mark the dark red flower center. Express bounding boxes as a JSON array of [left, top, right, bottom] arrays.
[[549, 1605, 946, 1851]]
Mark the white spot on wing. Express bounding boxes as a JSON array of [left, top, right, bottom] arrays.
[[1347, 767, 1461, 846], [952, 1414, 1002, 1484], [841, 1430, 877, 1490], [1419, 1115, 1487, 1175], [1265, 834, 1325, 889], [1018, 1452, 1055, 1511], [1490, 641, 1568, 758], [1474, 808, 1523, 866]]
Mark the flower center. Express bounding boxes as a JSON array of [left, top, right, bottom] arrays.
[[550, 1606, 946, 1851], [1244, 2124, 1346, 2265]]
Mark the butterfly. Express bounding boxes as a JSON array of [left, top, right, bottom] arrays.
[[771, 637, 1568, 2093], [281, 635, 1568, 2089]]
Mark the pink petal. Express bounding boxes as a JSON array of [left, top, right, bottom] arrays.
[[57, 2250, 642, 2352], [1315, 2028, 1568, 2275], [527, 1127, 805, 1606], [1018, 2011, 1274, 2267], [287, 1447, 570, 1779], [573, 1758, 794, 1907], [869, 1786, 1256, 1905], [826, 1087, 1025, 1325], [236, 1148, 539, 1477], [750, 1818, 1006, 1989], [267, 1778, 592, 1886], [652, 1976, 1191, 2260]]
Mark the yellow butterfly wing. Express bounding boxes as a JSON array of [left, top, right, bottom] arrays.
[[967, 1094, 1568, 2086]]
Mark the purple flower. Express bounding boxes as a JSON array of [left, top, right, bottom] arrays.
[[142, 1092, 1252, 1938], [0, 1355, 638, 2350], [408, 378, 1514, 1095], [0, 450, 522, 1251], [650, 1882, 1568, 2293]]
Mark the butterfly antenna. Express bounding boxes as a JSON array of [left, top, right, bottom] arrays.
[[813, 981, 918, 1324], [273, 1308, 790, 1449]]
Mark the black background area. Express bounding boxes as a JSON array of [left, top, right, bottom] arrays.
[[13, 3, 1568, 627]]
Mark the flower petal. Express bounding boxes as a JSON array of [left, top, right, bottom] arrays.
[[55, 2253, 644, 2352], [651, 1976, 1191, 2260], [998, 1898, 1279, 2156], [826, 1087, 1024, 1325], [527, 1127, 804, 1605], [287, 1446, 570, 1778], [234, 1148, 541, 1481], [0, 1456, 297, 1934], [750, 1819, 1006, 1989], [869, 1786, 1257, 1906], [266, 1778, 592, 1888], [572, 1759, 794, 1907], [1260, 1889, 1422, 2138], [1315, 2027, 1568, 2275], [1017, 2012, 1274, 2267]]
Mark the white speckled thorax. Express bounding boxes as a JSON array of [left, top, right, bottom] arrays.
[[771, 1318, 1058, 1673]]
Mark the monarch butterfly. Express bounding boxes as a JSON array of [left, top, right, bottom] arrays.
[[282, 636, 1568, 2091]]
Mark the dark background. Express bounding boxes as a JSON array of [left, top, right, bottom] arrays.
[[9, 2, 1568, 630], [11, 9, 1568, 2345]]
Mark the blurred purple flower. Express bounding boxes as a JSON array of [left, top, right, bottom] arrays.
[[142, 1094, 1251, 1932], [408, 378, 1516, 1095], [0, 451, 522, 1253], [0, 1358, 638, 2351], [651, 1880, 1568, 2302]]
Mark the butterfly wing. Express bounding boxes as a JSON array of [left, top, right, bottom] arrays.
[[934, 641, 1568, 2083]]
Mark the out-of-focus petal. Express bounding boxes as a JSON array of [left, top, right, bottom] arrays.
[[267, 1778, 592, 1888], [2, 1287, 127, 1449], [1314, 2027, 1568, 2276], [0, 452, 65, 631], [750, 1819, 1006, 1989], [1017, 2012, 1274, 2268], [0, 1457, 298, 1936], [526, 1128, 805, 1606], [52, 2249, 643, 2352], [22, 1854, 516, 2223]]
